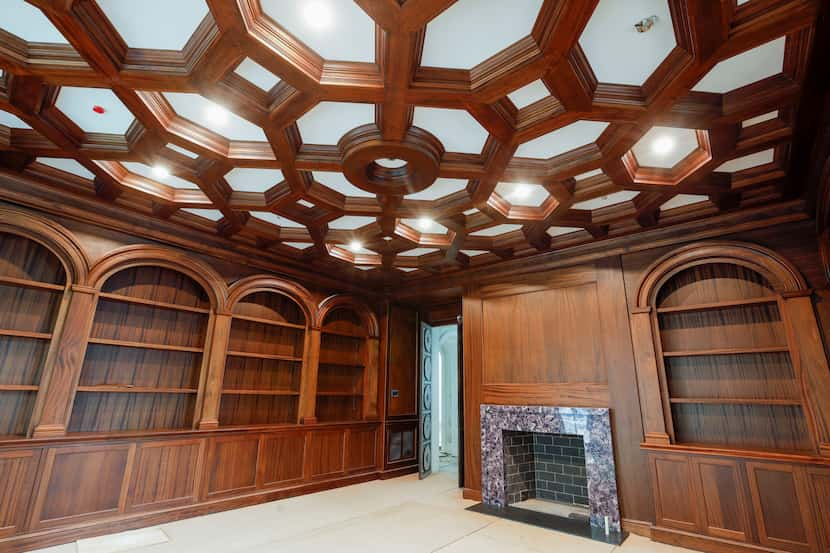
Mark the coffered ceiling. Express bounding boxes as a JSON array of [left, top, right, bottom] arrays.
[[0, 0, 821, 285]]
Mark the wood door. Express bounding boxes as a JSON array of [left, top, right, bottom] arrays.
[[650, 453, 701, 533], [692, 457, 752, 542], [419, 321, 433, 479], [807, 467, 830, 553], [746, 462, 818, 553]]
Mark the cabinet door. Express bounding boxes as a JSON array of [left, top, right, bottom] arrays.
[[746, 462, 818, 553], [650, 454, 701, 532], [0, 450, 39, 538], [693, 457, 752, 542], [808, 468, 830, 553]]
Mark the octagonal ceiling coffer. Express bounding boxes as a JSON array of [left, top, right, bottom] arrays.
[[340, 125, 444, 195]]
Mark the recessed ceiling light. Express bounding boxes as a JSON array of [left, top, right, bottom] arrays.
[[205, 102, 229, 126], [152, 165, 170, 179], [508, 184, 532, 201], [383, 236, 393, 241], [348, 240, 363, 252], [652, 135, 675, 155], [304, 2, 333, 30], [416, 217, 434, 231]]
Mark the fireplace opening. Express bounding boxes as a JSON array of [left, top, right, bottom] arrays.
[[503, 431, 590, 522]]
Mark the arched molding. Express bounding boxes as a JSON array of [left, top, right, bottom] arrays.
[[636, 241, 809, 309], [0, 205, 89, 285], [226, 275, 317, 327], [317, 294, 380, 338], [87, 245, 228, 311]]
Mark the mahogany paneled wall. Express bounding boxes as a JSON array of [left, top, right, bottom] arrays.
[[0, 205, 388, 552], [383, 304, 419, 472]]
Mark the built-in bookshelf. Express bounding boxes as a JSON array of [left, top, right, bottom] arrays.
[[655, 263, 811, 452], [0, 232, 66, 438], [219, 291, 306, 426], [316, 307, 368, 422], [67, 266, 210, 433]]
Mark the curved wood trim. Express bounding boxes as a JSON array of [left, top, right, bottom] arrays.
[[86, 245, 228, 311], [226, 276, 317, 328], [820, 229, 830, 286], [317, 295, 380, 338], [0, 205, 89, 285], [636, 241, 809, 308]]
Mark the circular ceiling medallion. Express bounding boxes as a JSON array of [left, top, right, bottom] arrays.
[[340, 125, 444, 195]]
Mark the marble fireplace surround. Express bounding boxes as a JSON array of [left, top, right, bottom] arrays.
[[480, 404, 622, 533]]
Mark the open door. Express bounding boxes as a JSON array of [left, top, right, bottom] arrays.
[[419, 321, 433, 479]]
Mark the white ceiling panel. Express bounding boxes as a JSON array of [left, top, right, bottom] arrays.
[[314, 171, 375, 198], [507, 80, 551, 109], [122, 162, 199, 190], [225, 168, 284, 193], [36, 158, 94, 179], [660, 194, 708, 210], [693, 37, 785, 93], [234, 58, 282, 91], [469, 224, 522, 237], [163, 93, 266, 142], [546, 226, 582, 237], [56, 87, 135, 135], [328, 215, 376, 230], [742, 111, 778, 128], [632, 126, 699, 168], [297, 101, 375, 145], [182, 208, 224, 221], [494, 182, 549, 207], [0, 111, 30, 129], [572, 190, 638, 210], [97, 0, 208, 50], [515, 120, 609, 159], [406, 178, 468, 201], [251, 211, 304, 228], [2, 1, 68, 43], [398, 248, 440, 257], [166, 143, 200, 159], [580, 0, 675, 86], [413, 107, 489, 154], [716, 149, 775, 172], [260, 0, 376, 62], [421, 0, 543, 69]]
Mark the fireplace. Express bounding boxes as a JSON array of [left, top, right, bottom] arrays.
[[469, 405, 623, 544]]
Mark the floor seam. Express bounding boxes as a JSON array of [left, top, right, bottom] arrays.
[[428, 520, 498, 553]]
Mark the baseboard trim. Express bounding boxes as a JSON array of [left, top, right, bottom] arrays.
[[378, 465, 418, 479], [462, 488, 482, 501], [651, 526, 784, 553], [622, 519, 652, 538], [1, 471, 380, 553]]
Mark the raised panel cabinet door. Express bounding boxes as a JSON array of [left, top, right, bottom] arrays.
[[650, 454, 701, 532], [806, 468, 830, 553], [127, 439, 205, 511], [204, 435, 261, 499], [31, 444, 134, 529], [258, 432, 306, 488], [0, 450, 39, 538], [746, 462, 818, 553], [306, 429, 345, 479], [692, 457, 751, 542]]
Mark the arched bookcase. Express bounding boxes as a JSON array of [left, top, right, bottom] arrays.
[[633, 241, 830, 454], [218, 278, 315, 426], [316, 296, 380, 423], [68, 247, 224, 433]]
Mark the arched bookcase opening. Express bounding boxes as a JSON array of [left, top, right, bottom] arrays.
[[68, 265, 212, 433], [653, 262, 811, 452], [219, 291, 308, 426], [317, 307, 370, 423], [0, 232, 68, 438]]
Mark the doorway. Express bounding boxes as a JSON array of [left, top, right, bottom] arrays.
[[419, 321, 462, 485]]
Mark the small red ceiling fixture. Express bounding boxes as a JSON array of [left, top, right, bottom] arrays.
[[92, 105, 106, 114]]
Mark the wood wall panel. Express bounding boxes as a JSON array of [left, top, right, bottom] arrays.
[[693, 457, 751, 542], [34, 444, 133, 527], [258, 433, 305, 487], [307, 430, 345, 479], [127, 439, 203, 511], [0, 450, 38, 538], [808, 468, 830, 552], [346, 427, 377, 472], [204, 436, 260, 499], [746, 462, 817, 553], [386, 305, 418, 418]]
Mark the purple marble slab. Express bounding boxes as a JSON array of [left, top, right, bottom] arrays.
[[480, 404, 621, 533]]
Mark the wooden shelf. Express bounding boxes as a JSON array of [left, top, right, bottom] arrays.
[[321, 328, 368, 339], [318, 360, 365, 368], [232, 313, 305, 330], [669, 397, 802, 406], [317, 391, 363, 397], [0, 275, 65, 292], [221, 389, 299, 396], [97, 292, 211, 315], [87, 337, 204, 353], [76, 385, 198, 394], [0, 384, 39, 392], [662, 346, 790, 357], [0, 329, 53, 340], [226, 350, 302, 362], [657, 296, 778, 314]]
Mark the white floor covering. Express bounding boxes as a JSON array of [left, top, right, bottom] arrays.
[[30, 471, 694, 553]]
